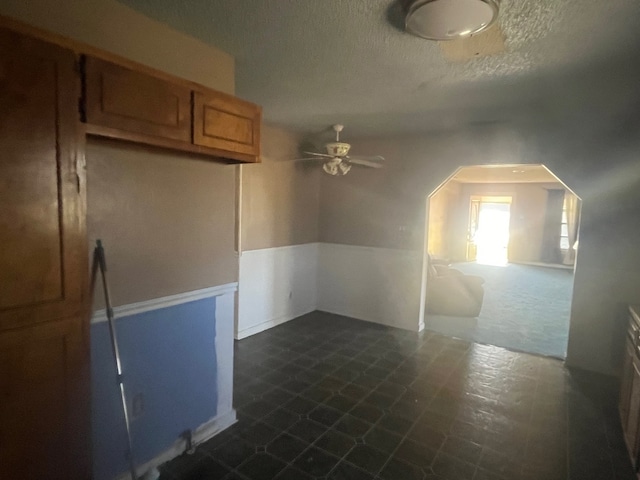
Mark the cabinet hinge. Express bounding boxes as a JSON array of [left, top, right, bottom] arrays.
[[77, 56, 87, 122]]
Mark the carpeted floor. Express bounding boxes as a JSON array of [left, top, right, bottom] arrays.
[[426, 262, 574, 358]]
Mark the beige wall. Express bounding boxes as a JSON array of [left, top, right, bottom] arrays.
[[319, 129, 529, 250], [319, 125, 640, 375], [0, 0, 234, 94], [87, 140, 237, 308], [445, 182, 566, 263], [241, 125, 321, 251], [319, 158, 424, 249], [427, 181, 460, 259]]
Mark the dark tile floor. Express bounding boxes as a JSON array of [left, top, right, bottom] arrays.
[[159, 312, 634, 480]]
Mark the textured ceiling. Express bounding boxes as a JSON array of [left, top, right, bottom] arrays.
[[117, 0, 640, 136]]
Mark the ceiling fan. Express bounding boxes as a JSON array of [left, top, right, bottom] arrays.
[[297, 124, 385, 176]]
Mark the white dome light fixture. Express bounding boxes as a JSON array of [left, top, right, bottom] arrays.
[[405, 0, 500, 41]]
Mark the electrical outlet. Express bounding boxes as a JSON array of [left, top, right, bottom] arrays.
[[132, 392, 144, 418]]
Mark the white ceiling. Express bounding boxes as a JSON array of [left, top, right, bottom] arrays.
[[117, 0, 640, 136]]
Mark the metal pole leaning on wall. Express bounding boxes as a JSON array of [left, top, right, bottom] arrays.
[[95, 239, 137, 480]]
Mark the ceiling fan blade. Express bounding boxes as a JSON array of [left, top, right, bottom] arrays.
[[346, 155, 385, 162], [352, 161, 384, 169], [295, 157, 329, 161], [347, 155, 385, 168], [303, 151, 335, 158]]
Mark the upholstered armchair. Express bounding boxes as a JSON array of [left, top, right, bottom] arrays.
[[426, 260, 485, 317]]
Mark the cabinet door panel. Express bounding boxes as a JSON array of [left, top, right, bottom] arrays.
[[0, 317, 89, 480], [85, 56, 191, 142], [193, 90, 261, 160], [0, 27, 85, 330]]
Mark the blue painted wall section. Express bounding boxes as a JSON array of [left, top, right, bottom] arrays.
[[91, 297, 218, 480]]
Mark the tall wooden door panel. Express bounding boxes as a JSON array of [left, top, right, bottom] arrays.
[[0, 26, 89, 480], [0, 27, 86, 331], [84, 55, 192, 142], [193, 90, 261, 160]]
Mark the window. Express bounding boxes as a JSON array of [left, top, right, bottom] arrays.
[[560, 195, 570, 250]]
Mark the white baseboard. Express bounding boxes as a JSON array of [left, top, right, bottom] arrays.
[[317, 243, 423, 332], [509, 260, 574, 270], [114, 410, 237, 480], [236, 307, 316, 339], [316, 307, 393, 329], [237, 243, 318, 339]]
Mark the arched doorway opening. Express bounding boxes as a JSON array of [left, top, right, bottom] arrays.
[[419, 164, 581, 359]]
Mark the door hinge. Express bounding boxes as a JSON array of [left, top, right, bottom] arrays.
[[77, 56, 87, 122]]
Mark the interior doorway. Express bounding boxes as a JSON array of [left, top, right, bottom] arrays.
[[420, 164, 581, 359], [468, 196, 512, 266]]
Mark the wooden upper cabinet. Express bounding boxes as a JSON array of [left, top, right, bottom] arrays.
[[84, 55, 192, 142], [0, 27, 86, 331], [83, 55, 261, 163], [194, 90, 261, 161]]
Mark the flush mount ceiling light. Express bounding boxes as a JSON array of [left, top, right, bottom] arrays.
[[405, 0, 500, 41]]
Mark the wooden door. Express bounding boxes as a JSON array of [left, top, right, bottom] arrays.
[[0, 27, 89, 479], [193, 90, 261, 161], [621, 338, 635, 432], [626, 356, 640, 466], [84, 55, 192, 142]]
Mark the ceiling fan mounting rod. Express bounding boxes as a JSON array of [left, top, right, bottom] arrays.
[[333, 124, 344, 142]]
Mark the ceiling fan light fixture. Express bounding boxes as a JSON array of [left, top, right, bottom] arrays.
[[326, 142, 351, 157], [323, 162, 339, 176], [405, 0, 500, 41], [338, 162, 351, 175]]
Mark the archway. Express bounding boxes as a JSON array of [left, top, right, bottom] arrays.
[[419, 164, 582, 359]]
